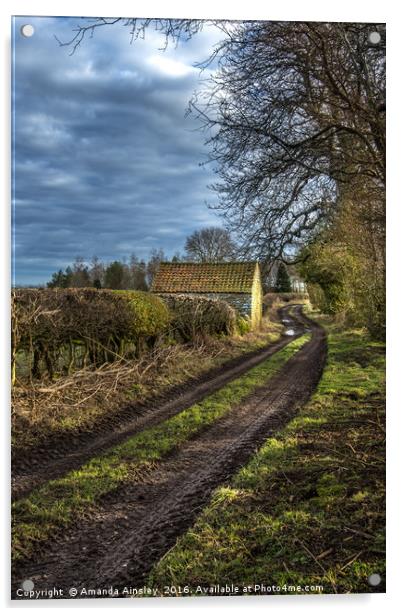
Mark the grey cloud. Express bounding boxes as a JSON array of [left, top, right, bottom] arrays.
[[12, 16, 222, 285]]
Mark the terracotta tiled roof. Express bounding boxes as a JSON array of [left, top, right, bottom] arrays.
[[151, 262, 258, 293]]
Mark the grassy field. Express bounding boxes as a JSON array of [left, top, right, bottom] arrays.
[[12, 334, 310, 565], [148, 317, 385, 595]]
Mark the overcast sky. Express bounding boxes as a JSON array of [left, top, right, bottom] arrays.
[[12, 16, 223, 286]]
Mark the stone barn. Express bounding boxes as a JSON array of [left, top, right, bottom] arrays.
[[151, 262, 263, 329]]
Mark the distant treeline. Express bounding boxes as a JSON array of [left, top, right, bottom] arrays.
[[41, 227, 300, 295], [46, 250, 173, 291], [46, 227, 241, 291]]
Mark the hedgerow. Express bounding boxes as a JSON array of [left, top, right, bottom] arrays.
[[112, 290, 170, 354], [11, 289, 238, 382], [160, 294, 236, 342], [11, 289, 169, 381]]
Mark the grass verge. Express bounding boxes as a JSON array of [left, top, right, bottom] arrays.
[[12, 333, 310, 565], [148, 320, 385, 595]]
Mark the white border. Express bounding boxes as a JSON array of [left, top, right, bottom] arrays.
[[1, 1, 400, 614]]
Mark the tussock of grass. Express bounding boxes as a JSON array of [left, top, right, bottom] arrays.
[[148, 323, 385, 595], [12, 334, 310, 564]]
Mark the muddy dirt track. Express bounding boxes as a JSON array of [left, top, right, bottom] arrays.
[[12, 304, 305, 501], [12, 307, 326, 598]]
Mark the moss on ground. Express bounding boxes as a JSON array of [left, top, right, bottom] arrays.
[[148, 320, 385, 595]]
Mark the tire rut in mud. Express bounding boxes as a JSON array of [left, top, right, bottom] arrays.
[[12, 308, 326, 598], [12, 304, 305, 501]]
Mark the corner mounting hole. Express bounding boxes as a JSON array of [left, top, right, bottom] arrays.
[[368, 573, 381, 586], [21, 24, 35, 38], [368, 31, 381, 45], [22, 579, 34, 591]]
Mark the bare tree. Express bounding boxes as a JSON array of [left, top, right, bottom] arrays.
[[188, 21, 385, 265], [185, 227, 237, 262], [90, 255, 105, 288], [70, 256, 91, 287], [59, 19, 385, 267], [55, 18, 208, 55], [129, 253, 148, 290], [146, 248, 167, 286]]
